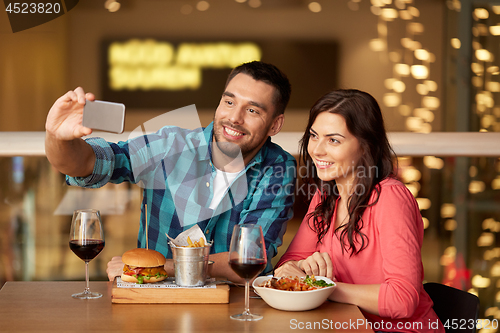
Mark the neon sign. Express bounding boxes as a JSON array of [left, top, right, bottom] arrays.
[[108, 39, 261, 90]]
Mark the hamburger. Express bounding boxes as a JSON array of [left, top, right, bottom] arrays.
[[121, 248, 168, 284]]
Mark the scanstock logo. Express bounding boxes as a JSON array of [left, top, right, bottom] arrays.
[[3, 0, 79, 33]]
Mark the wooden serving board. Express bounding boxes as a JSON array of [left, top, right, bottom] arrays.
[[111, 279, 230, 304]]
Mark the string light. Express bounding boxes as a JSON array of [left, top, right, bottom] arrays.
[[414, 49, 430, 61], [450, 38, 461, 49], [411, 65, 429, 79], [444, 219, 457, 231], [394, 63, 410, 76], [248, 0, 261, 8], [416, 83, 429, 95], [308, 2, 322, 13], [422, 217, 429, 229], [349, 0, 440, 133], [422, 96, 440, 109], [472, 275, 491, 288], [381, 8, 398, 20], [473, 8, 489, 19], [369, 38, 386, 51], [416, 198, 431, 210], [440, 204, 456, 219], [196, 1, 210, 11], [424, 80, 438, 91], [104, 0, 120, 12], [469, 180, 486, 194], [383, 93, 401, 107], [476, 49, 493, 62]]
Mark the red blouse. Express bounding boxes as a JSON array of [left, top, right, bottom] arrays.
[[276, 177, 444, 333]]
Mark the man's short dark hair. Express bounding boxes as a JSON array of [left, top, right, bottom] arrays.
[[225, 61, 291, 116]]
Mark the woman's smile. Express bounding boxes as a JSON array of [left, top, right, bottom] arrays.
[[314, 159, 335, 169]]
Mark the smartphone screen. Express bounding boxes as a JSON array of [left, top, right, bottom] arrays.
[[83, 100, 125, 134]]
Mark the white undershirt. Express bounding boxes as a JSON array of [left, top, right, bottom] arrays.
[[209, 167, 240, 209]]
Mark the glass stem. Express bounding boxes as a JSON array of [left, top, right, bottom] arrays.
[[84, 261, 90, 293], [244, 280, 250, 315]]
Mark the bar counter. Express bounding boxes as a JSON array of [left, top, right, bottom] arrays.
[[0, 281, 374, 332]]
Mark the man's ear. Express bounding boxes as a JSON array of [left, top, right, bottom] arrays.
[[268, 114, 284, 137]]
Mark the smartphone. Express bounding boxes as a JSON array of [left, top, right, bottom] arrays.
[[83, 100, 125, 134]]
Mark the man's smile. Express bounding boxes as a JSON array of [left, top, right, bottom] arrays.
[[223, 125, 245, 139]]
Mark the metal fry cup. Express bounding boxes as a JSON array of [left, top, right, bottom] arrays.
[[169, 241, 212, 287]]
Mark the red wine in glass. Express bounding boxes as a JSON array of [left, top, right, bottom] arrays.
[[69, 209, 105, 299], [228, 224, 267, 321], [69, 240, 105, 261], [229, 258, 266, 280]]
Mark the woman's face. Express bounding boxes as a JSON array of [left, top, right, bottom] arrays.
[[307, 112, 364, 187]]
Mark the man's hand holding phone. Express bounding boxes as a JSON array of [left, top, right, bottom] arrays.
[[45, 87, 125, 177], [45, 87, 96, 141], [46, 87, 125, 140]]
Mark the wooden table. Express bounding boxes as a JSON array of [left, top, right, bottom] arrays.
[[0, 281, 374, 332]]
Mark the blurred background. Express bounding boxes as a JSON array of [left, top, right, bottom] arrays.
[[1, 0, 500, 320]]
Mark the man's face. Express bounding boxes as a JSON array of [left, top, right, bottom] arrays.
[[213, 73, 283, 164]]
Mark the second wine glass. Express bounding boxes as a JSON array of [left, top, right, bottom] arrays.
[[228, 224, 267, 321], [69, 209, 105, 299]]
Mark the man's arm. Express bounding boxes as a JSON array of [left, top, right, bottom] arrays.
[[45, 87, 96, 177], [209, 252, 246, 284]]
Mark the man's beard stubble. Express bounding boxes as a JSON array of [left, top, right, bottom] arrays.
[[214, 141, 241, 159], [213, 121, 247, 159]]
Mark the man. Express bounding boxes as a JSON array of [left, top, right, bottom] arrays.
[[45, 61, 296, 282]]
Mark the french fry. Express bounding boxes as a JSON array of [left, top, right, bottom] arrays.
[[184, 236, 206, 247]]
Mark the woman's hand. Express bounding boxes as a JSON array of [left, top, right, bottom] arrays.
[[298, 252, 333, 279], [274, 260, 306, 278]]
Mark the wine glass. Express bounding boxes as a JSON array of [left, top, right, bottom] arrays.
[[228, 224, 267, 321], [69, 209, 105, 299]]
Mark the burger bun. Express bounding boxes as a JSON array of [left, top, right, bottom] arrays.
[[122, 248, 166, 267]]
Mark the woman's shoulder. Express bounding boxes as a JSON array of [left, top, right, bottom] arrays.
[[371, 177, 422, 231], [378, 176, 404, 188], [372, 177, 415, 203]]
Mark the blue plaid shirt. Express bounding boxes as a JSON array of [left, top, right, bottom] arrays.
[[67, 122, 296, 273]]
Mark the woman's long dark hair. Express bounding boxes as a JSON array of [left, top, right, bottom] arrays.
[[299, 89, 396, 256]]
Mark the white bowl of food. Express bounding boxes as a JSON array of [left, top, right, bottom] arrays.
[[252, 275, 336, 311]]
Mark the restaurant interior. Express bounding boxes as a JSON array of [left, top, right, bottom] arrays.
[[0, 0, 499, 321]]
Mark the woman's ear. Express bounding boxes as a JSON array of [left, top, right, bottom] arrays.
[[268, 114, 284, 137]]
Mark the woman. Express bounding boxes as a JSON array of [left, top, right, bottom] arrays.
[[275, 89, 443, 333]]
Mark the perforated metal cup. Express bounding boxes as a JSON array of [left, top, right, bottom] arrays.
[[169, 241, 212, 287]]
